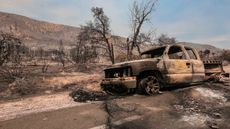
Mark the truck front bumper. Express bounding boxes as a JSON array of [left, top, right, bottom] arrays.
[[100, 77, 137, 89]]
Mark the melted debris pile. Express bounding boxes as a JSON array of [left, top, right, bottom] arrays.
[[70, 89, 108, 102], [208, 73, 230, 86], [173, 85, 230, 129]]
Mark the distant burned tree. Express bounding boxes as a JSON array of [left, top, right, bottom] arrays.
[[127, 0, 157, 59], [212, 52, 216, 57], [203, 49, 211, 59], [198, 50, 204, 59], [72, 7, 114, 64], [37, 47, 44, 59], [221, 50, 230, 62], [0, 33, 27, 82], [0, 32, 22, 66], [78, 7, 115, 64], [57, 40, 65, 68], [158, 34, 176, 46], [70, 25, 98, 63], [199, 49, 211, 59], [90, 7, 115, 64]]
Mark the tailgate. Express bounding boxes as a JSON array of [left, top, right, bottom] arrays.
[[203, 60, 224, 75]]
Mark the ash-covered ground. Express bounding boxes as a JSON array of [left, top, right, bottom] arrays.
[[0, 82, 230, 129]]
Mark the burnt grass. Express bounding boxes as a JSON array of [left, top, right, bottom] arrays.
[[0, 63, 107, 102]]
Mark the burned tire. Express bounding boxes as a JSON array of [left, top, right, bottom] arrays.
[[138, 75, 160, 95]]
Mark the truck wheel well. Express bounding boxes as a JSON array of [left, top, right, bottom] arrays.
[[137, 70, 164, 86], [136, 70, 164, 92], [137, 70, 163, 80]]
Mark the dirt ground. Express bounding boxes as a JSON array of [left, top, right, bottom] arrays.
[[0, 63, 105, 101], [0, 82, 229, 129], [0, 65, 229, 129]]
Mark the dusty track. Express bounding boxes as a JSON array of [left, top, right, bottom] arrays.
[[0, 92, 91, 121]]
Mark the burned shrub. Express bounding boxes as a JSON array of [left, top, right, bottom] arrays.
[[0, 33, 29, 82], [0, 64, 27, 83], [57, 40, 66, 68], [8, 78, 37, 96], [0, 33, 23, 66], [221, 50, 230, 62]]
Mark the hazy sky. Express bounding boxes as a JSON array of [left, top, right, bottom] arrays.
[[0, 0, 229, 48]]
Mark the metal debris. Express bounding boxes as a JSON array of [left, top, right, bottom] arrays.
[[70, 89, 108, 102], [208, 73, 230, 86]]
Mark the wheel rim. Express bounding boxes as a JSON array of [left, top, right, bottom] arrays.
[[144, 76, 160, 95]]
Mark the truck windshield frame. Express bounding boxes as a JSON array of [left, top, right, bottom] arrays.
[[141, 46, 166, 59]]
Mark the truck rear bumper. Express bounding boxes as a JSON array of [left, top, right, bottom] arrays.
[[100, 77, 137, 89]]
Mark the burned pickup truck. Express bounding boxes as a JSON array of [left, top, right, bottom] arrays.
[[101, 44, 229, 95]]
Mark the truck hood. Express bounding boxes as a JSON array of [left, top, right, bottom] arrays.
[[105, 58, 160, 70]]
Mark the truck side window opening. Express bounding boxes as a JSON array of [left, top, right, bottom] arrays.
[[168, 46, 186, 59], [186, 48, 197, 59], [141, 52, 163, 59]]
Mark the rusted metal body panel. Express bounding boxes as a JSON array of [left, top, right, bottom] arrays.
[[164, 60, 193, 83], [105, 58, 164, 76], [101, 77, 136, 89]]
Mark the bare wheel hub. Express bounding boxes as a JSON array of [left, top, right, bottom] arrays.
[[141, 76, 160, 95]]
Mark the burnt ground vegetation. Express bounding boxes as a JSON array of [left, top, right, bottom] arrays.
[[0, 63, 106, 101]]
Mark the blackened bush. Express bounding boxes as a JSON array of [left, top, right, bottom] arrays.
[[221, 50, 230, 62]]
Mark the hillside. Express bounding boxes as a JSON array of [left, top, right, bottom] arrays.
[[0, 11, 222, 54], [0, 11, 81, 50]]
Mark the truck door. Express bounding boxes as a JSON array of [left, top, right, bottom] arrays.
[[185, 47, 205, 82], [164, 45, 193, 84]]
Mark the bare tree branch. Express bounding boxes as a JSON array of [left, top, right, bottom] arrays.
[[127, 0, 157, 59], [91, 7, 115, 64]]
